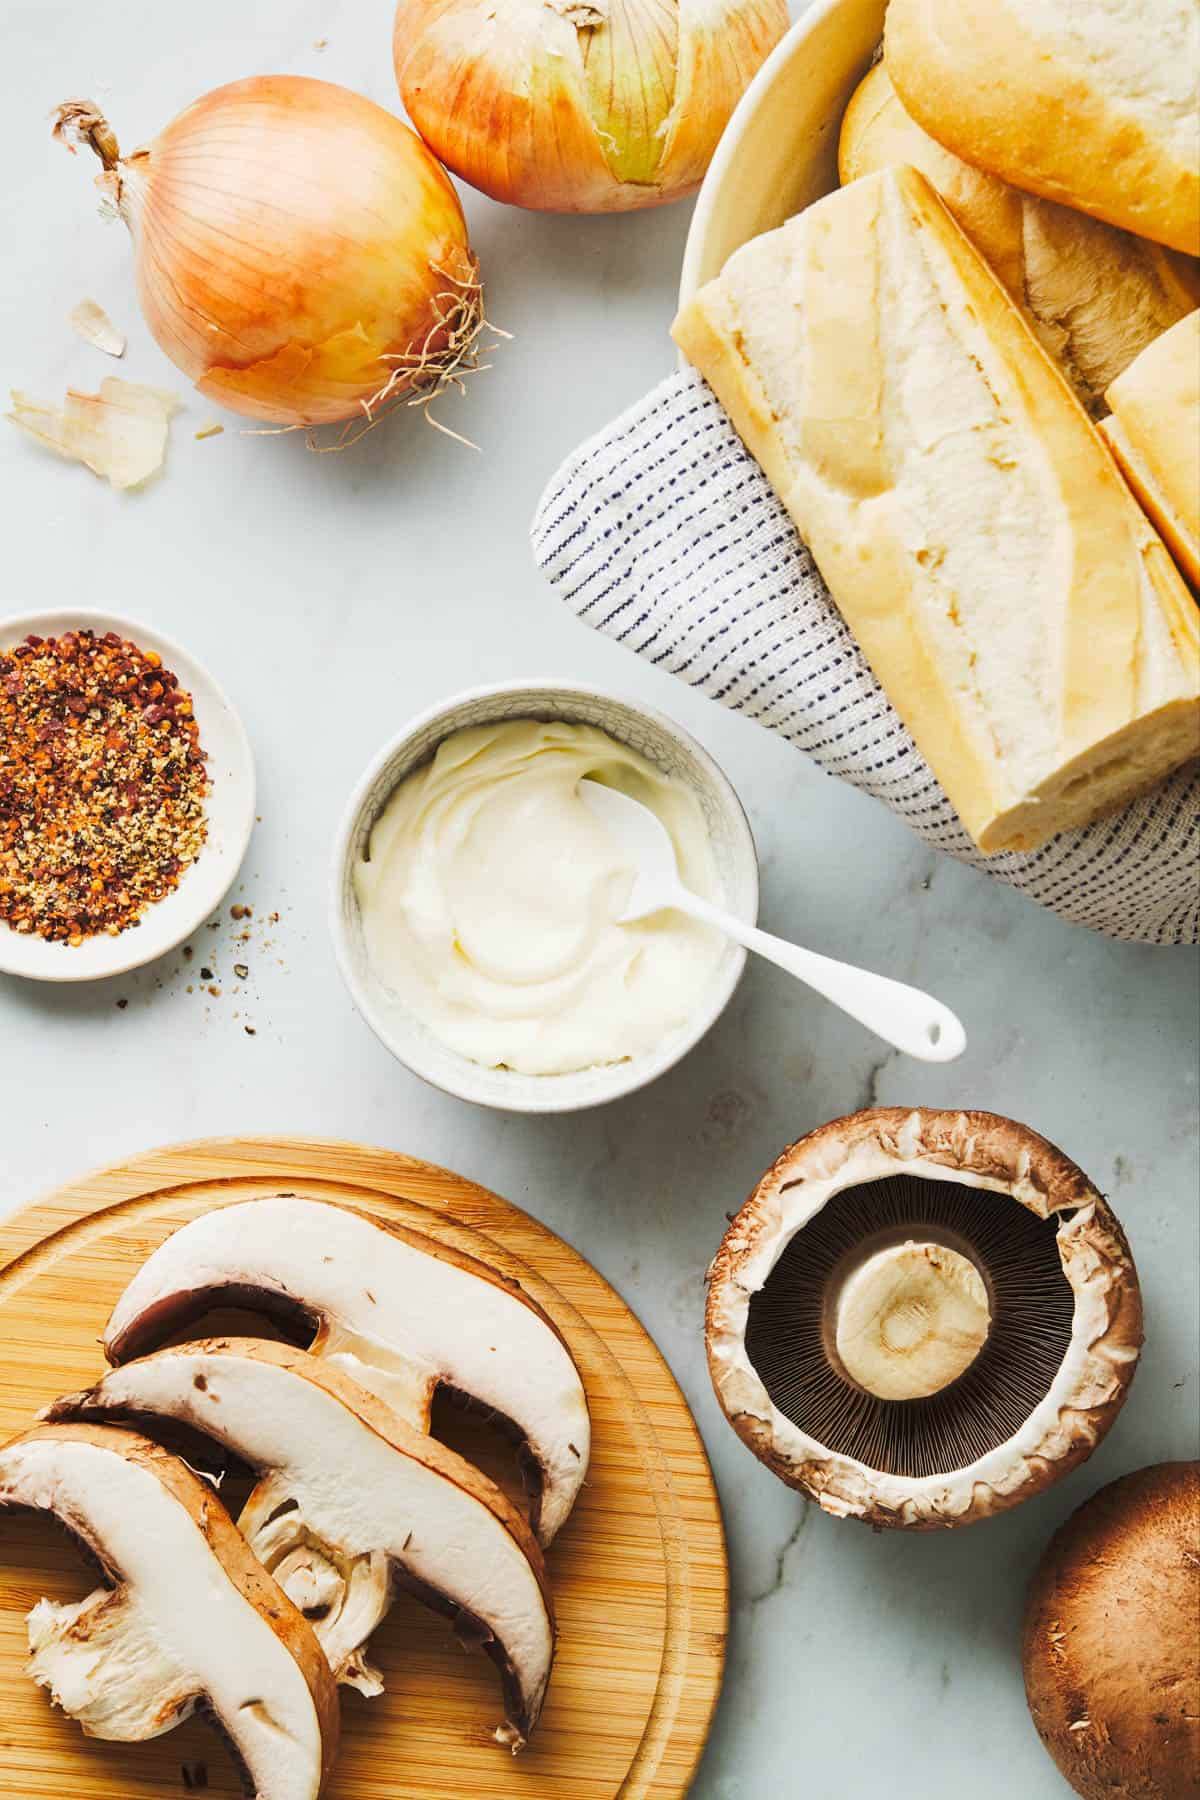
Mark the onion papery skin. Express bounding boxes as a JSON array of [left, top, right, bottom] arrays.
[[393, 0, 790, 214], [108, 77, 479, 426]]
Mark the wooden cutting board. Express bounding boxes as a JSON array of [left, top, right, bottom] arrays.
[[0, 1136, 727, 1800]]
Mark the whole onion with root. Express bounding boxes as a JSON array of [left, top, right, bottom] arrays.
[[54, 76, 492, 437]]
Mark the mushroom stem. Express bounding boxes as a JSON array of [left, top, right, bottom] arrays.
[[830, 1240, 991, 1401]]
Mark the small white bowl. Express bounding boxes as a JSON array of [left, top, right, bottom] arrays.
[[331, 680, 759, 1113], [0, 610, 255, 983], [679, 0, 887, 307]]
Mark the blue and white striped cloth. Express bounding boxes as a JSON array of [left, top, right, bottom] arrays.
[[532, 369, 1200, 945]]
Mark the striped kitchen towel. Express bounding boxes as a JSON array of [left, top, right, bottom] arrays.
[[532, 368, 1200, 946]]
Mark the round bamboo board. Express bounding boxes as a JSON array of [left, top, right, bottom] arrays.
[[0, 1137, 727, 1799]]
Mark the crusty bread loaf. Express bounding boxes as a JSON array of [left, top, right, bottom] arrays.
[[672, 168, 1200, 854], [1102, 310, 1200, 590], [839, 63, 1200, 415], [885, 0, 1200, 257]]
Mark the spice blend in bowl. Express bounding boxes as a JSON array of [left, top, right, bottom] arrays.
[[0, 610, 254, 983], [0, 630, 208, 944]]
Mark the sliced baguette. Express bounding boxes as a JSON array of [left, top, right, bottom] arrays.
[[672, 167, 1200, 854], [838, 63, 1200, 415], [1101, 311, 1200, 592], [884, 0, 1200, 257]]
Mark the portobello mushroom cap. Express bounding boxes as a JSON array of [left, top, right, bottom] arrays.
[[103, 1195, 591, 1544], [1023, 1461, 1200, 1800], [0, 1423, 339, 1800], [705, 1108, 1143, 1528], [51, 1338, 556, 1748]]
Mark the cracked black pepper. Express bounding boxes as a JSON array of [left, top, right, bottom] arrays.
[[0, 630, 208, 944]]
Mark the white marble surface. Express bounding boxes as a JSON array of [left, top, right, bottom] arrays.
[[1, 4, 1197, 1797]]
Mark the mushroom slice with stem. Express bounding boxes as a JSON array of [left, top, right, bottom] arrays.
[[50, 1338, 557, 1747], [706, 1108, 1143, 1529], [103, 1195, 591, 1545], [1022, 1460, 1200, 1800], [0, 1423, 339, 1799]]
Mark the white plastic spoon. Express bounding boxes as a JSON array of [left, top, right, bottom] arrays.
[[579, 779, 966, 1063]]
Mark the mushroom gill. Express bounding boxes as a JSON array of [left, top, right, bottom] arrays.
[[744, 1170, 1076, 1477]]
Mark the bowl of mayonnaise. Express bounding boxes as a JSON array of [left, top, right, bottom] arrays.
[[331, 680, 759, 1112]]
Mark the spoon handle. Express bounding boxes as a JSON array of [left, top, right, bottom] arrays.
[[671, 890, 966, 1063]]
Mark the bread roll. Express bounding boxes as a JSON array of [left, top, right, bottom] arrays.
[[1102, 310, 1200, 590], [885, 0, 1200, 257], [672, 168, 1200, 854], [839, 63, 1200, 415]]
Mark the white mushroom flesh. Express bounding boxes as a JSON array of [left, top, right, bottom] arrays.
[[247, 1496, 390, 1700], [104, 1196, 591, 1543], [0, 1435, 327, 1799], [26, 1589, 199, 1740], [73, 1345, 556, 1735], [833, 1241, 991, 1400]]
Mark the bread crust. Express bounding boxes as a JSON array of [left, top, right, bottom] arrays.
[[1023, 1461, 1200, 1798], [885, 0, 1200, 256], [1103, 311, 1200, 592], [838, 63, 1200, 416], [673, 167, 1200, 854], [705, 1108, 1143, 1529]]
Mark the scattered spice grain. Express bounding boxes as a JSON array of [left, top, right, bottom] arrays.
[[0, 630, 207, 943], [234, 962, 248, 979]]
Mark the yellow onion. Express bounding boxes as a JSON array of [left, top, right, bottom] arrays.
[[53, 77, 485, 429], [393, 0, 790, 213]]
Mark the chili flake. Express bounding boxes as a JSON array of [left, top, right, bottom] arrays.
[[0, 629, 208, 943]]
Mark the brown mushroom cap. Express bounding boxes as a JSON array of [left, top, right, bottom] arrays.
[[705, 1108, 1143, 1528], [1023, 1461, 1200, 1799]]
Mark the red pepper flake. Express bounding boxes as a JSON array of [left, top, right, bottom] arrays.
[[0, 630, 208, 944]]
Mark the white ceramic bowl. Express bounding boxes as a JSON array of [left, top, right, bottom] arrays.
[[679, 0, 887, 306], [331, 681, 759, 1113], [0, 610, 255, 983]]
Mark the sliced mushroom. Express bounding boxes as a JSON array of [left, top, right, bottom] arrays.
[[0, 1423, 339, 1799], [706, 1108, 1143, 1528], [1023, 1460, 1200, 1799], [51, 1338, 555, 1747], [103, 1195, 591, 1544]]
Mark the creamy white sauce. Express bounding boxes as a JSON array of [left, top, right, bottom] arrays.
[[354, 719, 724, 1076]]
